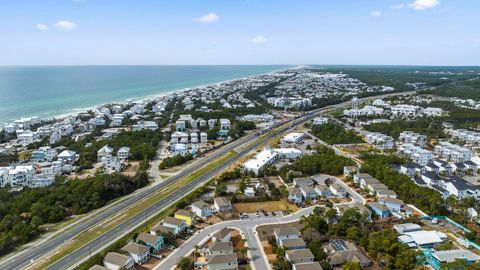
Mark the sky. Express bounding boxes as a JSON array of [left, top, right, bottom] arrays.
[[0, 0, 479, 66]]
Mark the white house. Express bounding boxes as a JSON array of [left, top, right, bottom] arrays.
[[191, 200, 213, 218], [103, 252, 135, 270], [120, 243, 150, 265], [117, 147, 130, 161], [8, 165, 35, 187], [97, 145, 114, 161], [329, 182, 347, 198]]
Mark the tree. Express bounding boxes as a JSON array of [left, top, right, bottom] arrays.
[[308, 240, 327, 261], [177, 257, 193, 270], [273, 259, 292, 270], [343, 262, 362, 270]]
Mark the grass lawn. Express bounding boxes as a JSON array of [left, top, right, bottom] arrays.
[[233, 200, 298, 214]]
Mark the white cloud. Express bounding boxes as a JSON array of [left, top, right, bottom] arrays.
[[54, 20, 77, 30], [36, 24, 48, 31], [251, 35, 268, 44], [409, 0, 439, 10], [390, 4, 405, 10], [370, 10, 382, 17], [194, 13, 219, 24]]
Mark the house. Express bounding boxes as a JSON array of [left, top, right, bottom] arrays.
[[175, 120, 186, 131], [285, 249, 315, 264], [300, 186, 318, 200], [97, 145, 113, 161], [191, 200, 213, 219], [343, 166, 358, 176], [292, 262, 324, 270], [206, 242, 234, 256], [240, 185, 253, 197], [324, 240, 371, 267], [161, 217, 186, 234], [315, 184, 332, 197], [136, 232, 164, 253], [368, 202, 390, 219], [334, 203, 372, 221], [174, 209, 196, 226], [280, 238, 307, 250], [293, 177, 314, 188], [329, 183, 347, 198], [212, 227, 231, 243], [57, 150, 77, 164], [274, 227, 301, 245], [121, 242, 150, 264], [214, 197, 232, 212], [393, 223, 422, 234], [378, 197, 403, 212], [288, 187, 303, 204], [150, 224, 176, 236], [376, 189, 397, 199], [398, 230, 447, 248], [430, 249, 480, 270], [117, 147, 130, 161], [207, 254, 238, 270], [103, 252, 135, 270]]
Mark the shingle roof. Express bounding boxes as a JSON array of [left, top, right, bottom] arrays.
[[121, 242, 149, 255], [162, 216, 185, 226], [103, 252, 132, 266], [136, 232, 160, 244], [207, 253, 238, 264], [286, 249, 314, 260]]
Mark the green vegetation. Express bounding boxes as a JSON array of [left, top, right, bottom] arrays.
[[321, 66, 478, 91], [311, 123, 364, 145], [363, 118, 446, 139], [428, 100, 480, 129], [159, 153, 193, 169], [53, 129, 162, 169], [361, 154, 449, 216], [301, 207, 417, 270], [0, 171, 149, 256], [279, 146, 354, 181], [421, 79, 480, 100]]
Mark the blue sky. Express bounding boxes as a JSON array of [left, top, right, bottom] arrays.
[[0, 0, 479, 65]]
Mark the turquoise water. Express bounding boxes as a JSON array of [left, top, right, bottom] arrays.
[[0, 65, 290, 125]]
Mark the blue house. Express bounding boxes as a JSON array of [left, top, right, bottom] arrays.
[[378, 197, 403, 212], [368, 202, 390, 219], [136, 232, 164, 253]]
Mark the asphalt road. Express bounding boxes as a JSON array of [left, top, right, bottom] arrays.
[[2, 91, 414, 270], [0, 132, 257, 270], [155, 175, 365, 270]]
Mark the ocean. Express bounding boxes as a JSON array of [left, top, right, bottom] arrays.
[[0, 65, 290, 125]]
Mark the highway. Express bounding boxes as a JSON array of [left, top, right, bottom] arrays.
[[49, 107, 322, 270], [0, 91, 414, 270], [0, 131, 258, 270]]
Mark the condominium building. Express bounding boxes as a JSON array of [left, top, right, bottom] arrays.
[[434, 142, 473, 163], [398, 144, 433, 166]]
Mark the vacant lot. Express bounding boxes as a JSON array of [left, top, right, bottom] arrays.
[[233, 200, 298, 214]]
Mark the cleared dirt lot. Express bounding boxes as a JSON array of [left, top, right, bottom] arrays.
[[233, 200, 298, 214]]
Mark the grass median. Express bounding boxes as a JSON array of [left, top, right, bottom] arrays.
[[37, 150, 237, 270]]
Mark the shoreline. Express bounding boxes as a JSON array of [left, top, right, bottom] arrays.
[[1, 66, 292, 126]]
